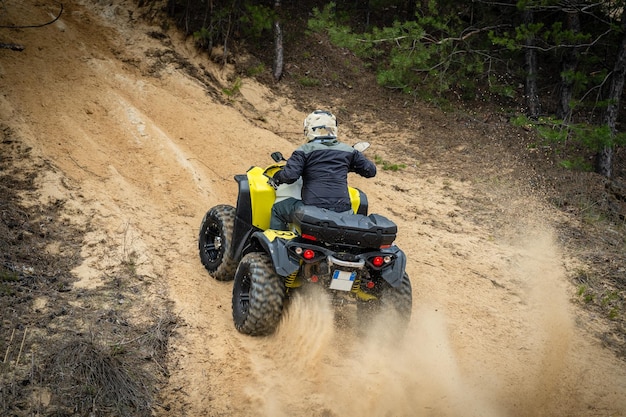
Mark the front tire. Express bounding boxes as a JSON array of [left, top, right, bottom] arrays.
[[198, 205, 238, 281], [232, 252, 286, 336]]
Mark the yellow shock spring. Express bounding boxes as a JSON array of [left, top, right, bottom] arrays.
[[351, 277, 377, 301], [285, 270, 299, 289]]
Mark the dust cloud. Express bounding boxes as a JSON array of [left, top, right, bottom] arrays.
[[497, 227, 576, 416], [242, 292, 504, 417], [239, 227, 582, 417]]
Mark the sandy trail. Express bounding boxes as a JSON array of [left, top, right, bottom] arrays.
[[2, 1, 625, 416]]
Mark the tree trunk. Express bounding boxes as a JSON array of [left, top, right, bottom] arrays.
[[556, 9, 580, 121], [596, 146, 614, 177], [523, 9, 541, 119], [273, 0, 284, 81], [597, 13, 626, 177]]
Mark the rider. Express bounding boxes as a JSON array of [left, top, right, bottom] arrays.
[[269, 110, 377, 230]]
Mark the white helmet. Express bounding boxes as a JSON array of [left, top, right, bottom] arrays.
[[303, 110, 337, 142]]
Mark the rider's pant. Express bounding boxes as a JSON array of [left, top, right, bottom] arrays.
[[270, 198, 303, 230]]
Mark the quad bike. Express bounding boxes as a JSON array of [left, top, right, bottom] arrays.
[[198, 143, 412, 336]]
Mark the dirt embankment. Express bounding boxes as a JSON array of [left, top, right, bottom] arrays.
[[1, 1, 625, 416]]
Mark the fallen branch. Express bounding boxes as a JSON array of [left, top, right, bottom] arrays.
[[0, 2, 63, 29], [16, 327, 27, 366], [3, 328, 15, 363], [0, 43, 25, 51]]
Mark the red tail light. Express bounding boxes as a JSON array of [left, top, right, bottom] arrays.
[[372, 256, 384, 267]]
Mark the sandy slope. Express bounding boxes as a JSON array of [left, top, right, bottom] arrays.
[[2, 1, 625, 416]]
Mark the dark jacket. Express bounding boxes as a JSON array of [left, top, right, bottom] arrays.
[[273, 138, 376, 212]]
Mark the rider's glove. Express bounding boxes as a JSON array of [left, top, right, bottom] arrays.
[[267, 177, 280, 190]]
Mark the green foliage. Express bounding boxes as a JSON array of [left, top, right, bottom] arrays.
[[308, 2, 333, 31], [374, 154, 406, 171], [488, 30, 517, 51], [222, 77, 242, 97], [308, 2, 513, 102], [193, 27, 213, 49], [176, 0, 626, 136], [189, 3, 235, 50], [178, 1, 276, 52], [298, 76, 320, 87], [577, 284, 595, 303], [558, 157, 592, 172], [513, 115, 626, 172], [308, 3, 348, 35], [0, 267, 18, 295], [601, 291, 620, 308], [309, 3, 368, 54], [245, 63, 266, 77], [560, 69, 586, 93], [0, 268, 19, 282], [488, 77, 516, 99], [239, 4, 275, 40], [307, 0, 623, 119], [577, 284, 623, 320]]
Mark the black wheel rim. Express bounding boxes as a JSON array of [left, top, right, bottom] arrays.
[[237, 269, 251, 316], [201, 224, 222, 265]]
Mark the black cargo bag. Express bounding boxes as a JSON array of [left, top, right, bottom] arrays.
[[292, 205, 397, 247]]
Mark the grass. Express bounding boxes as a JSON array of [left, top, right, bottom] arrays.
[[245, 63, 265, 77], [0, 268, 19, 295], [374, 154, 406, 171], [44, 339, 153, 416], [298, 76, 320, 87], [576, 270, 624, 323], [0, 268, 20, 282], [222, 77, 242, 97]]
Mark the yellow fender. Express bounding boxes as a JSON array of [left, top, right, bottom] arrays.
[[247, 165, 363, 230]]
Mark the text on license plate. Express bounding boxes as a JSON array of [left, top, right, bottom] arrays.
[[330, 269, 356, 291]]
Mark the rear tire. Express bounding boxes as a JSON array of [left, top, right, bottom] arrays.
[[380, 273, 413, 325], [357, 273, 412, 336], [198, 205, 238, 281], [232, 252, 286, 336]]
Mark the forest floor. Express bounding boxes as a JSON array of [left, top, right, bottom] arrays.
[[1, 1, 625, 416]]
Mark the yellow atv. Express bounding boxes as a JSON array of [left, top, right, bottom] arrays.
[[198, 144, 412, 336]]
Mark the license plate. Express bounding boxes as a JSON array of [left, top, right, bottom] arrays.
[[329, 269, 356, 291]]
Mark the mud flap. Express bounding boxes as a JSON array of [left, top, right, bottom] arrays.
[[251, 230, 300, 277]]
